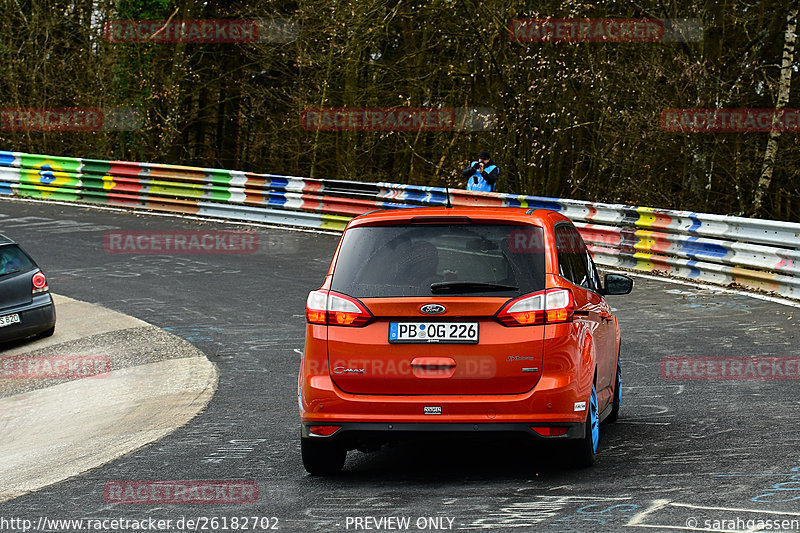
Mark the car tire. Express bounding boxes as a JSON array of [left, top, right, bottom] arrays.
[[35, 325, 55, 339], [606, 355, 622, 423], [574, 384, 599, 468], [301, 437, 346, 475]]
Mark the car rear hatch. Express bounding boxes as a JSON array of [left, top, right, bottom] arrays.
[[0, 245, 36, 311], [326, 222, 547, 395]]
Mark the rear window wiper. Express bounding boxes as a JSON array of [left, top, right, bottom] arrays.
[[430, 281, 519, 293]]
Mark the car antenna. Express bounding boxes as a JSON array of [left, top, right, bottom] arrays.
[[443, 173, 453, 209]]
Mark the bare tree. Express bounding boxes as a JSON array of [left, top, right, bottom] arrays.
[[752, 6, 798, 215]]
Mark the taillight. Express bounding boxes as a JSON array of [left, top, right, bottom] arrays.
[[32, 271, 48, 294], [306, 291, 328, 324], [305, 290, 373, 327], [495, 288, 574, 327], [544, 289, 574, 323], [495, 291, 545, 326]]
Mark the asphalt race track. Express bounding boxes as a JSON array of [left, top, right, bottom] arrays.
[[2, 199, 800, 533]]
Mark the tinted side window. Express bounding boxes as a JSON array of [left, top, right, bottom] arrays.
[[569, 227, 591, 289], [555, 228, 574, 282], [556, 226, 589, 288], [587, 252, 601, 291]]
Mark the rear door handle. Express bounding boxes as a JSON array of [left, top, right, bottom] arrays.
[[410, 357, 456, 378], [411, 357, 456, 368]]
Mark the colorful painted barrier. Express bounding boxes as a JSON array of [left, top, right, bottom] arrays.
[[1, 150, 798, 300]]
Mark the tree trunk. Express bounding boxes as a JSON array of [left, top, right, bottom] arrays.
[[753, 7, 798, 215]]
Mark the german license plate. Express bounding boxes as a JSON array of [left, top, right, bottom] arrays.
[[0, 313, 21, 328], [389, 322, 478, 344]]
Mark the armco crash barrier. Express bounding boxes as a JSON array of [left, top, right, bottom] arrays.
[[1, 150, 798, 301]]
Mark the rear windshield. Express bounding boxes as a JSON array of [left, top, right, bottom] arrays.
[[331, 223, 546, 298], [0, 245, 35, 278]]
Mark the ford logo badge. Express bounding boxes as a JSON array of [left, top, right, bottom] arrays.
[[420, 304, 445, 315]]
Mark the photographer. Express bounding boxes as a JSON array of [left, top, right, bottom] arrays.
[[462, 150, 499, 192]]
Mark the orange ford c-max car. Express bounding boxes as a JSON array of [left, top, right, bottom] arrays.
[[298, 207, 632, 474]]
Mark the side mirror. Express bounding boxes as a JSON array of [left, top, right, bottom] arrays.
[[602, 273, 633, 295]]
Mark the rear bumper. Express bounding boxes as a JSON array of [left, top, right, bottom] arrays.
[[300, 371, 591, 428], [0, 294, 56, 343], [302, 421, 585, 441], [299, 322, 597, 434]]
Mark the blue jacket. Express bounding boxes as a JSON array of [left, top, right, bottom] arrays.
[[462, 160, 499, 192]]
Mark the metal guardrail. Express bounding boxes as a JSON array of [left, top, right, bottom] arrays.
[[2, 150, 798, 301]]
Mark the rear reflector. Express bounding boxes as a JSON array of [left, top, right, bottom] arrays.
[[309, 425, 341, 436], [495, 288, 574, 327], [305, 290, 373, 327], [531, 426, 569, 437]]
